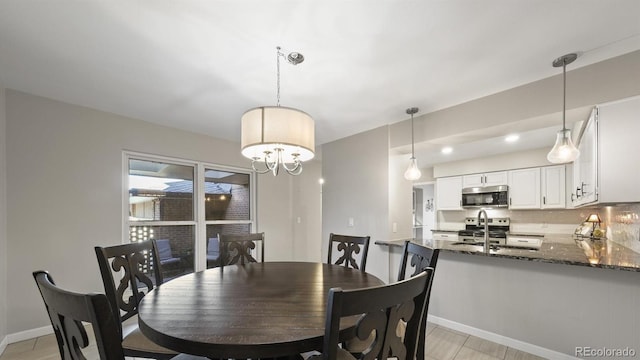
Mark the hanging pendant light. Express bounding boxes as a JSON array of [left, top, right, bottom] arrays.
[[241, 46, 315, 176], [547, 53, 580, 164], [404, 107, 421, 181]]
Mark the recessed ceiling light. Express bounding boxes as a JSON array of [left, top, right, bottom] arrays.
[[505, 134, 519, 143], [441, 147, 453, 154]]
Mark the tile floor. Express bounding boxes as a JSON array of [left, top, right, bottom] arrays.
[[0, 322, 546, 360]]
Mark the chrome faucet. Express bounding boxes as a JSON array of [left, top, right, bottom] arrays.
[[477, 209, 490, 254]]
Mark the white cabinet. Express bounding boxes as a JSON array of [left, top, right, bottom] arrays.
[[571, 96, 640, 206], [436, 176, 462, 210], [462, 171, 507, 188], [508, 168, 540, 209], [541, 165, 566, 209], [597, 96, 640, 203], [572, 108, 598, 206]]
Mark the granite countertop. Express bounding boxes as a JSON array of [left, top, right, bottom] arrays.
[[375, 234, 640, 272]]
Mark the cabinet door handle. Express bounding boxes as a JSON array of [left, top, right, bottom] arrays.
[[509, 198, 512, 205], [543, 196, 546, 205]]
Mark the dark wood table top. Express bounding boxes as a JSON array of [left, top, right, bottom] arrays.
[[138, 261, 384, 359]]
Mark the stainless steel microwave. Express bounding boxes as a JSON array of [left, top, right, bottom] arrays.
[[461, 185, 509, 208]]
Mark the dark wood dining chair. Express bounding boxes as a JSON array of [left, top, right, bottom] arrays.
[[346, 241, 440, 358], [219, 232, 265, 267], [311, 269, 434, 360], [33, 270, 125, 360], [327, 233, 371, 271], [398, 241, 440, 360], [94, 239, 177, 359], [33, 270, 205, 360]]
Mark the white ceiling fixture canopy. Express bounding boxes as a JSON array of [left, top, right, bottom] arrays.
[[241, 46, 315, 176]]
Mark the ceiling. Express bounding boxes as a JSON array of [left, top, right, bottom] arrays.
[[1, 1, 639, 166]]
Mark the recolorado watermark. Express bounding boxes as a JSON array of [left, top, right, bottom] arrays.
[[575, 346, 636, 358]]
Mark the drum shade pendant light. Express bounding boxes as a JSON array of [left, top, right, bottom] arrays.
[[241, 47, 314, 176], [547, 53, 580, 164], [404, 107, 421, 181]]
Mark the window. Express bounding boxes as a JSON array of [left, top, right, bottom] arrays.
[[125, 153, 255, 278]]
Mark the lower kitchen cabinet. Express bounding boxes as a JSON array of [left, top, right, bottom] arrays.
[[432, 231, 458, 242]]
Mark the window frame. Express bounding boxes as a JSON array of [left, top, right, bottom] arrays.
[[122, 151, 256, 272]]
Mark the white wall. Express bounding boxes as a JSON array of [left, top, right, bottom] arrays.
[[321, 126, 391, 282], [0, 86, 8, 349], [433, 148, 550, 178], [292, 159, 323, 262], [389, 154, 413, 238], [4, 90, 313, 334]]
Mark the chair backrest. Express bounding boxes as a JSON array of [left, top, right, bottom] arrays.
[[94, 240, 164, 333], [33, 271, 125, 360], [219, 232, 265, 267], [327, 233, 371, 271], [207, 237, 220, 257], [322, 269, 434, 360], [398, 241, 440, 281], [155, 239, 173, 262], [397, 241, 440, 360]]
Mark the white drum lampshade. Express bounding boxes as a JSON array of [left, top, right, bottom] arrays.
[[241, 106, 315, 163]]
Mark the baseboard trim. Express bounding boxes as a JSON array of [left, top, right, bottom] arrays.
[[5, 325, 52, 345], [0, 335, 7, 356], [427, 314, 578, 360]]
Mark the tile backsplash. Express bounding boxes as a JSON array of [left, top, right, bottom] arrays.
[[601, 203, 640, 253], [437, 203, 640, 253]]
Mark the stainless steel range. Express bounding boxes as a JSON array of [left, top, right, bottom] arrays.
[[457, 217, 510, 245]]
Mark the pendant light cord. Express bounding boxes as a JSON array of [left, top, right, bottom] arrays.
[[276, 46, 281, 107], [411, 113, 415, 157], [562, 59, 567, 131]]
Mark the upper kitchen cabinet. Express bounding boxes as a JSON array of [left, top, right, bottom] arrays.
[[462, 171, 508, 188], [508, 168, 541, 209], [572, 96, 640, 206], [572, 108, 598, 206], [541, 165, 566, 209], [436, 176, 463, 210], [597, 96, 640, 203]]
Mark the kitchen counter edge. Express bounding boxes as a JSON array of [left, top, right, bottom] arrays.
[[375, 237, 640, 272]]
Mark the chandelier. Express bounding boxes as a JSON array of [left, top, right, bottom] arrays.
[[241, 46, 315, 176]]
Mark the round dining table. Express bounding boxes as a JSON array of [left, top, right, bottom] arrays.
[[138, 261, 384, 359]]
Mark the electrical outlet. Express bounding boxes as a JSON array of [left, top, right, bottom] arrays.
[[348, 217, 354, 227], [392, 222, 397, 233]]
